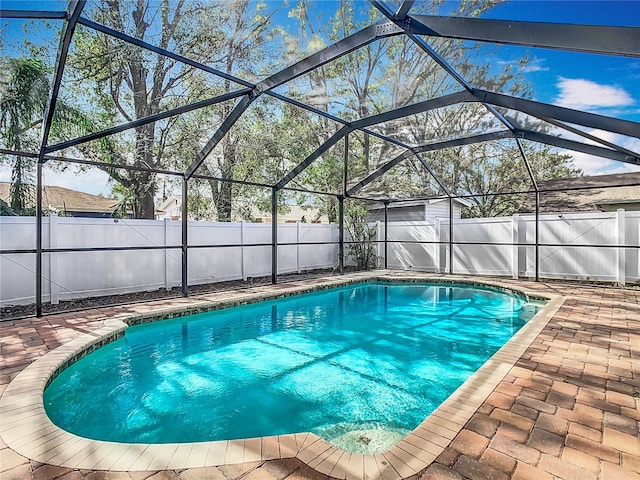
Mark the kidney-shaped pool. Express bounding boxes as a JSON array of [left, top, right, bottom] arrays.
[[44, 282, 543, 453]]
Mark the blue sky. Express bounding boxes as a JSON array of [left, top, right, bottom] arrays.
[[1, 0, 639, 195], [469, 0, 640, 175]]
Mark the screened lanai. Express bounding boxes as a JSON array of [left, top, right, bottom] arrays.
[[1, 0, 639, 318]]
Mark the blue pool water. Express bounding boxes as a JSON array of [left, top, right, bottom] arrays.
[[44, 282, 542, 452]]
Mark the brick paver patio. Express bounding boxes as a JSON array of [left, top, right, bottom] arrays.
[[1, 272, 639, 480]]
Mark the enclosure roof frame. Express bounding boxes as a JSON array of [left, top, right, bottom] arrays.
[[1, 0, 639, 199]]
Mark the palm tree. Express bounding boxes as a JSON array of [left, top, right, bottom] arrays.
[[0, 58, 50, 214], [0, 57, 115, 215]]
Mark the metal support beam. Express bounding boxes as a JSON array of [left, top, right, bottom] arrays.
[[267, 90, 416, 151], [276, 126, 352, 190], [368, 1, 526, 156], [0, 9, 66, 19], [477, 90, 640, 139], [347, 149, 415, 196], [36, 163, 43, 317], [271, 188, 278, 284], [449, 195, 453, 274], [340, 132, 348, 274], [408, 15, 640, 57], [36, 1, 85, 316], [372, 0, 640, 172], [181, 177, 188, 297], [538, 117, 640, 160], [82, 16, 411, 157], [343, 133, 349, 196], [377, 0, 640, 162], [185, 95, 255, 179], [348, 130, 512, 196], [516, 129, 640, 165], [414, 152, 451, 196], [46, 89, 251, 153], [403, 32, 522, 144], [258, 21, 401, 92], [0, 148, 187, 177], [515, 139, 538, 191], [38, 0, 85, 163], [384, 202, 389, 269], [369, 2, 473, 92], [338, 196, 344, 273], [78, 17, 254, 88], [351, 90, 475, 129], [535, 191, 540, 282], [394, 0, 415, 19]]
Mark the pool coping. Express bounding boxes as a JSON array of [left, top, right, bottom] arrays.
[[0, 272, 564, 479]]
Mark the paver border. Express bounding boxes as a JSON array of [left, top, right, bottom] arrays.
[[0, 272, 564, 479]]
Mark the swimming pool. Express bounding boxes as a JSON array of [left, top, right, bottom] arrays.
[[44, 281, 542, 453]]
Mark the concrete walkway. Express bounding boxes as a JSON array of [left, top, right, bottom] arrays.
[[1, 272, 639, 480]]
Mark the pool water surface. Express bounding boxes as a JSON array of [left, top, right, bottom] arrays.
[[44, 282, 542, 453]]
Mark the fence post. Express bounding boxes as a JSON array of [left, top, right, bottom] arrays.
[[518, 216, 527, 277], [240, 221, 247, 281], [297, 221, 301, 274], [271, 188, 278, 284], [617, 208, 626, 286], [511, 213, 519, 279], [376, 221, 381, 268], [164, 218, 171, 290], [435, 218, 442, 273], [49, 213, 59, 304]]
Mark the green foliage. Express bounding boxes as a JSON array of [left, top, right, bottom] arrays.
[[0, 57, 48, 214], [0, 56, 123, 215], [344, 200, 378, 270], [277, 0, 582, 219], [2, 0, 584, 223], [0, 199, 18, 216]]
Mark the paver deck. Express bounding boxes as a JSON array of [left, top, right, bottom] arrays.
[[1, 271, 639, 480]]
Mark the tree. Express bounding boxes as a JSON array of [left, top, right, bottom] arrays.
[[0, 57, 98, 215], [0, 58, 48, 214], [278, 1, 582, 219], [64, 0, 284, 220], [189, 1, 281, 221]]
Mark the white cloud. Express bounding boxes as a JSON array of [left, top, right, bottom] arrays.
[[555, 78, 635, 110], [557, 129, 640, 176], [0, 163, 113, 196], [521, 57, 549, 73], [569, 152, 640, 176]]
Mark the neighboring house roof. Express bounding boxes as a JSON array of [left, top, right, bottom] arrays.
[[0, 182, 119, 215], [367, 197, 473, 210], [517, 173, 640, 213], [156, 195, 181, 215]]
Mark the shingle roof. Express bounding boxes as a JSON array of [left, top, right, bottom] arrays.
[[517, 172, 640, 213], [0, 183, 119, 214]]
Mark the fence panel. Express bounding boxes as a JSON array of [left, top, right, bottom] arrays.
[[0, 218, 339, 306], [522, 212, 619, 281], [298, 223, 339, 271], [385, 221, 438, 272], [2, 210, 638, 307], [376, 211, 638, 282], [1, 218, 42, 304], [453, 217, 513, 276], [188, 221, 243, 285]]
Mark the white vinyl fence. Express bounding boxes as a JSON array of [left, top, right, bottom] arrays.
[[379, 210, 640, 284], [1, 210, 638, 306], [0, 217, 338, 306]]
